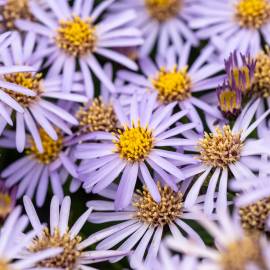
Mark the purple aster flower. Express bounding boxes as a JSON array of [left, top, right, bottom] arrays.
[[231, 173, 270, 232], [217, 80, 243, 120], [0, 32, 87, 152], [166, 208, 270, 270], [0, 129, 80, 207], [190, 0, 270, 57], [0, 180, 16, 221], [86, 182, 205, 267], [23, 195, 128, 269], [247, 47, 270, 138], [0, 32, 38, 123], [76, 96, 118, 135], [0, 0, 47, 31], [181, 99, 270, 214], [232, 176, 270, 208], [131, 244, 198, 270], [69, 63, 121, 139], [216, 51, 256, 120], [75, 93, 197, 210], [224, 51, 256, 94], [110, 0, 198, 56], [0, 206, 62, 270], [16, 0, 143, 96], [117, 44, 225, 133]]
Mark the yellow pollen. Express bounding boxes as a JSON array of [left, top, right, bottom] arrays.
[[152, 66, 192, 104], [230, 66, 252, 93], [219, 90, 240, 114], [0, 260, 10, 270], [0, 193, 12, 220], [240, 197, 270, 231], [3, 72, 43, 107], [197, 125, 243, 168], [145, 0, 182, 21], [29, 227, 82, 270], [133, 182, 183, 227], [113, 122, 154, 162], [220, 234, 267, 270], [26, 129, 63, 164], [1, 0, 33, 30], [252, 47, 270, 97], [55, 16, 97, 57], [235, 0, 270, 29], [76, 98, 118, 133]]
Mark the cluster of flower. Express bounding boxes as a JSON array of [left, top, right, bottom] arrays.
[[0, 0, 270, 270]]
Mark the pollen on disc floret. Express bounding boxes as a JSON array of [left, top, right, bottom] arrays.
[[113, 121, 154, 162], [152, 65, 192, 104], [133, 182, 183, 227], [197, 125, 243, 168], [235, 0, 270, 29], [145, 0, 182, 21], [55, 16, 97, 57]]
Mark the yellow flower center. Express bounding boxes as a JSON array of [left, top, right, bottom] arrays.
[[240, 197, 270, 231], [252, 48, 270, 97], [3, 72, 43, 107], [0, 260, 10, 270], [229, 66, 253, 94], [145, 0, 182, 21], [152, 66, 192, 104], [133, 182, 183, 227], [0, 193, 12, 220], [113, 122, 154, 162], [1, 0, 33, 30], [76, 98, 118, 133], [26, 129, 63, 164], [29, 227, 82, 270], [55, 16, 97, 57], [219, 90, 241, 114], [235, 0, 270, 29], [220, 235, 267, 270], [198, 126, 243, 168]]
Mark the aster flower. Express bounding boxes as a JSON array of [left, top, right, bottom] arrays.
[[232, 176, 270, 207], [0, 180, 16, 221], [117, 44, 225, 132], [73, 63, 120, 137], [0, 206, 62, 270], [0, 31, 87, 152], [110, 0, 198, 56], [190, 0, 270, 57], [23, 195, 128, 269], [216, 51, 256, 120], [86, 182, 205, 267], [131, 244, 198, 270], [75, 93, 197, 209], [166, 208, 270, 270], [0, 32, 40, 125], [181, 99, 270, 214], [16, 0, 143, 96], [76, 97, 118, 135], [0, 129, 80, 207], [0, 0, 47, 31], [231, 175, 270, 232], [217, 80, 243, 120], [247, 47, 270, 138], [224, 51, 256, 94]]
